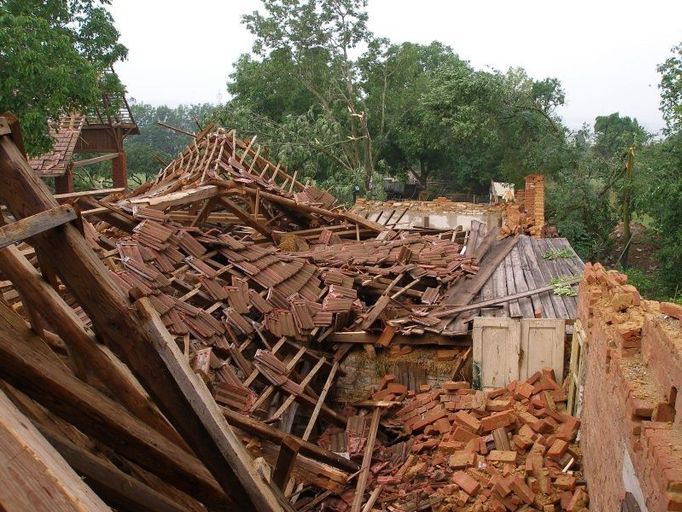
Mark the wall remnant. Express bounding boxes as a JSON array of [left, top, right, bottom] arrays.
[[578, 262, 682, 512]]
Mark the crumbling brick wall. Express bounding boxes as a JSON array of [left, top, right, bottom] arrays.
[[578, 263, 682, 511], [501, 174, 545, 237]]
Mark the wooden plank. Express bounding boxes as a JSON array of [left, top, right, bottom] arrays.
[[531, 239, 570, 319], [239, 187, 383, 232], [360, 295, 390, 330], [0, 305, 229, 508], [269, 357, 326, 421], [429, 277, 582, 319], [272, 436, 300, 490], [519, 319, 565, 381], [54, 188, 125, 201], [219, 196, 272, 238], [0, 127, 288, 512], [220, 407, 358, 473], [302, 361, 339, 441], [518, 236, 555, 318], [0, 204, 76, 249], [503, 249, 522, 318], [510, 246, 535, 318], [71, 152, 119, 169], [443, 235, 520, 307], [472, 317, 521, 389], [38, 427, 189, 512], [0, 245, 185, 447], [350, 407, 381, 512], [0, 388, 111, 512]]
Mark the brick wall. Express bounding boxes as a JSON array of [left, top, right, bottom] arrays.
[[578, 263, 682, 511], [501, 174, 545, 237]]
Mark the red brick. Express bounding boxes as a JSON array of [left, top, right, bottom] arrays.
[[451, 426, 479, 443], [509, 476, 535, 505], [443, 380, 470, 391], [487, 450, 517, 463], [452, 471, 481, 496], [554, 474, 576, 491], [449, 450, 476, 469], [386, 382, 408, 395], [453, 411, 481, 433], [547, 439, 568, 459], [515, 381, 535, 400], [480, 411, 514, 432]]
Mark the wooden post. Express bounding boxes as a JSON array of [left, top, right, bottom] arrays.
[[350, 407, 381, 512], [54, 166, 74, 194], [112, 151, 127, 189], [272, 437, 301, 490]]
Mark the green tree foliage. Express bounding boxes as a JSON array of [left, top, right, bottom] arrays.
[[241, 0, 378, 190], [545, 143, 618, 262], [223, 0, 568, 199], [658, 43, 682, 134], [0, 0, 127, 155]]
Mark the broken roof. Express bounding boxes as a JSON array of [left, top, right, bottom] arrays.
[[0, 116, 587, 512]]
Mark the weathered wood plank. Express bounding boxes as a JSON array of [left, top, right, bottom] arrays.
[[272, 436, 300, 490], [0, 244, 185, 447], [350, 407, 381, 512], [221, 406, 358, 473], [0, 388, 111, 512], [38, 427, 189, 512], [0, 306, 229, 508], [0, 204, 76, 249]]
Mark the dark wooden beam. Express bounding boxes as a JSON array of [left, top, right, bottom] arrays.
[[272, 436, 300, 491], [38, 426, 190, 512], [0, 306, 229, 508], [221, 406, 358, 473]]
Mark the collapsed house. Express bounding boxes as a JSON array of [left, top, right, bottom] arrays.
[[0, 114, 679, 511]]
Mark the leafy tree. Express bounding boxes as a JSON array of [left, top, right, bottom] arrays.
[[241, 0, 382, 190], [546, 127, 618, 261], [419, 65, 567, 192], [0, 0, 127, 155], [658, 42, 682, 134]]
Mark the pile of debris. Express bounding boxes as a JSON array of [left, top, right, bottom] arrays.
[[0, 116, 587, 512], [317, 370, 588, 512]]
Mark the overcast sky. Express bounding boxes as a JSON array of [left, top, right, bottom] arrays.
[[109, 0, 682, 133]]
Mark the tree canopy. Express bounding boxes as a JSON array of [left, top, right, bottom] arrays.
[[0, 0, 127, 154]]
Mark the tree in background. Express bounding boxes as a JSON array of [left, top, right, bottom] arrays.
[[0, 0, 127, 154], [658, 42, 682, 134], [240, 0, 379, 191]]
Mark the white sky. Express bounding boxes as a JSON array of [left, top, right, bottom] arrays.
[[109, 0, 682, 133]]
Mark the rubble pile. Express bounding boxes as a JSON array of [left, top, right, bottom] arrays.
[[319, 370, 588, 512]]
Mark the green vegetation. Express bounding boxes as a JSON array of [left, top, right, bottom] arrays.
[[551, 276, 579, 297], [4, 0, 682, 299], [0, 0, 127, 155], [542, 248, 575, 260]]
